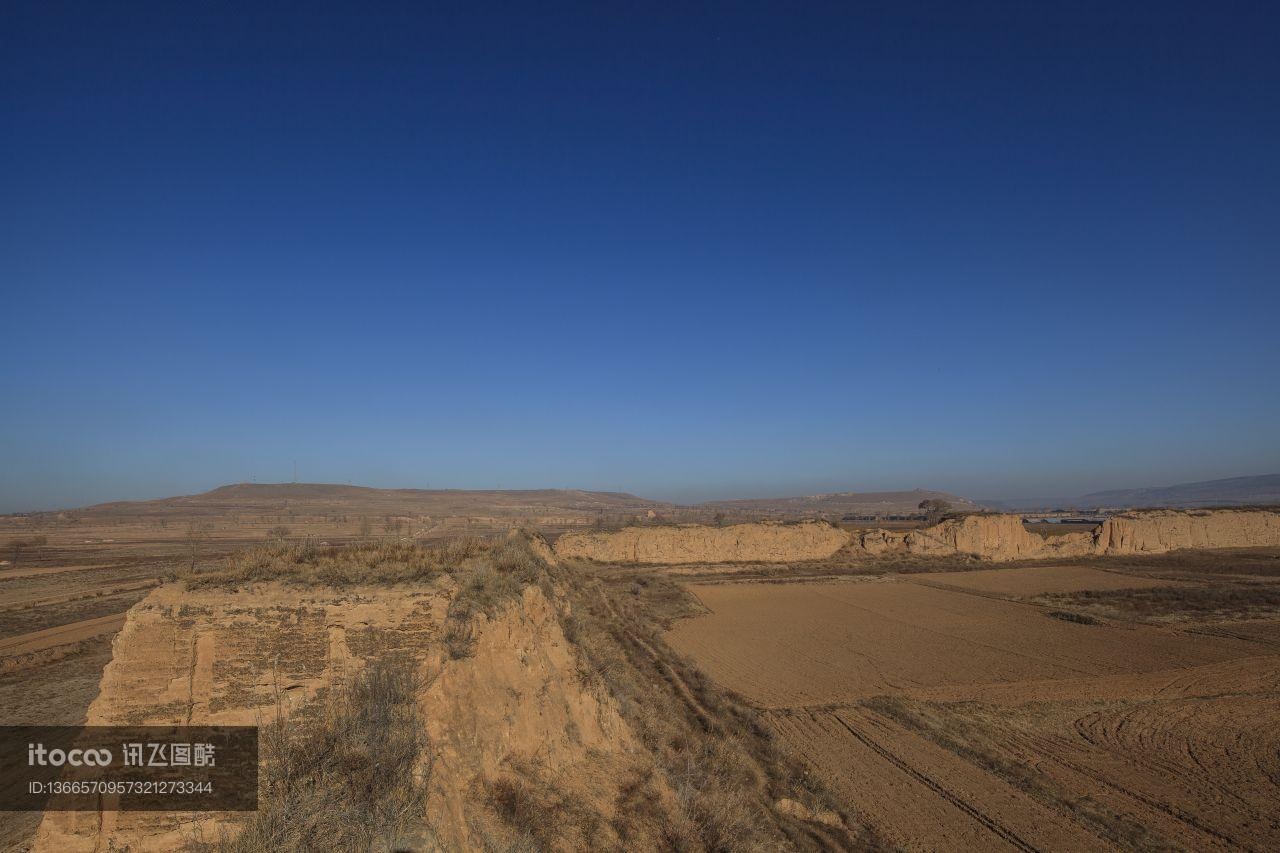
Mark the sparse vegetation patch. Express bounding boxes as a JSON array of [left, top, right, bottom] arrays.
[[190, 658, 430, 852], [178, 536, 530, 589], [1041, 583, 1280, 621]]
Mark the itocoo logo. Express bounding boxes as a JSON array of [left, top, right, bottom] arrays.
[[28, 743, 114, 767]]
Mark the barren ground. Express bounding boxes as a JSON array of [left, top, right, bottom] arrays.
[[5, 500, 1279, 851], [665, 551, 1280, 851]]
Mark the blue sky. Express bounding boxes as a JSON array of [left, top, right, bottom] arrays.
[[2, 1, 1278, 511]]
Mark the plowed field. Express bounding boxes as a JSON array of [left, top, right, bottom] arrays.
[[667, 565, 1280, 850]]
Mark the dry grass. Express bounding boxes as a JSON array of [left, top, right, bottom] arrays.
[[1044, 609, 1102, 625], [1060, 547, 1280, 578], [190, 658, 430, 852], [177, 538, 485, 587], [481, 757, 610, 850], [1041, 583, 1280, 621], [177, 535, 546, 589], [181, 535, 549, 660]]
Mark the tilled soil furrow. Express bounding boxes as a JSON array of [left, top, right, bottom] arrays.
[[830, 711, 1041, 853]]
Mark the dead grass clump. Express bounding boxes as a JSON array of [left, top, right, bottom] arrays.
[[191, 659, 430, 852], [610, 765, 670, 844], [481, 759, 607, 850], [1045, 609, 1101, 625], [442, 540, 546, 659]]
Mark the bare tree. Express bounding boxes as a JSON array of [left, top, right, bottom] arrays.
[[918, 499, 952, 525], [8, 535, 47, 566], [185, 523, 210, 570]]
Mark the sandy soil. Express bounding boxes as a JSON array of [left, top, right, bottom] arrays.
[[667, 563, 1280, 850]]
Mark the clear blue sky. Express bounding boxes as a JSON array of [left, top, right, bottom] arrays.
[[2, 1, 1278, 512]]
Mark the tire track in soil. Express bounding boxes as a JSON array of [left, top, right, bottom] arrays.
[[827, 711, 1042, 853], [1025, 728, 1247, 851]]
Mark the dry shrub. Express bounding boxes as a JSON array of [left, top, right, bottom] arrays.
[[1045, 609, 1101, 625], [190, 659, 430, 852]]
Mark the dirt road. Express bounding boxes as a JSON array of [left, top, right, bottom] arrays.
[[0, 613, 127, 658]]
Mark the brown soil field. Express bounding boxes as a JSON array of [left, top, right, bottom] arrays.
[[668, 579, 1257, 705], [667, 559, 1280, 850], [907, 564, 1180, 597], [0, 635, 117, 853]]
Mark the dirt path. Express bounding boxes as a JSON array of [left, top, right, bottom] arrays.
[[0, 613, 127, 657]]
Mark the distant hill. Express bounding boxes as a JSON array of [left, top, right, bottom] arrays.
[[699, 489, 980, 518], [61, 483, 983, 524], [1077, 474, 1280, 509], [75, 483, 673, 521]]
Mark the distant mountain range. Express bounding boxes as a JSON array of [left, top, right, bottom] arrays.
[[699, 489, 979, 518], [1077, 474, 1280, 509], [74, 483, 669, 520], [986, 474, 1280, 512]]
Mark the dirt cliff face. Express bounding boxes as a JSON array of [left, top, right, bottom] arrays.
[[421, 584, 659, 850], [33, 576, 660, 852], [900, 514, 1096, 561], [554, 520, 851, 564], [1097, 509, 1280, 554], [560, 509, 1280, 565], [857, 509, 1280, 562], [33, 581, 448, 851]]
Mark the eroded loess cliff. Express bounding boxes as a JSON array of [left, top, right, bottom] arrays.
[[419, 583, 661, 850], [853, 508, 1280, 561], [33, 581, 449, 851], [558, 509, 1280, 565], [852, 514, 1096, 562], [33, 537, 828, 851], [1096, 509, 1280, 554], [554, 520, 851, 563]]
